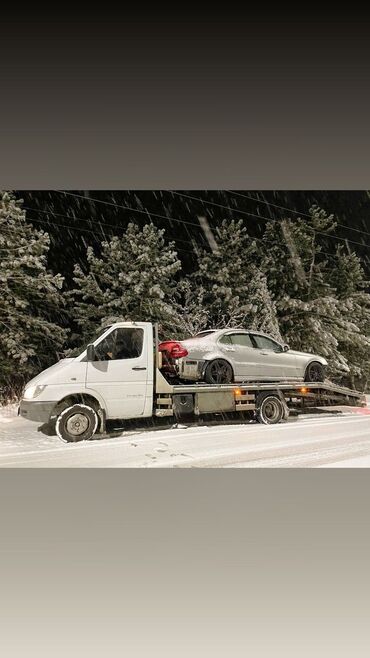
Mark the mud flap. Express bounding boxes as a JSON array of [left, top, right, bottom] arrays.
[[276, 389, 290, 420]]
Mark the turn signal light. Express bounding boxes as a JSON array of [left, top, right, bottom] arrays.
[[300, 386, 308, 394]]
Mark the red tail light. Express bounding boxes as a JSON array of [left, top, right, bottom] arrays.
[[158, 341, 188, 358]]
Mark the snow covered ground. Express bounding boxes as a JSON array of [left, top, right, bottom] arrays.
[[1, 403, 370, 467]]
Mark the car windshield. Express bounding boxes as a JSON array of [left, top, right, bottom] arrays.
[[186, 331, 216, 340]]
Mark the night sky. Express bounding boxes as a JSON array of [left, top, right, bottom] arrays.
[[15, 190, 370, 284]]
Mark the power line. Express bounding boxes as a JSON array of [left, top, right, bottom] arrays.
[[0, 222, 194, 257], [0, 218, 333, 261], [0, 212, 349, 264], [28, 189, 370, 249], [21, 189, 370, 252], [21, 205, 200, 248], [2, 195, 362, 265], [52, 190, 202, 229], [168, 191, 370, 250], [225, 190, 370, 240], [1, 215, 197, 254]]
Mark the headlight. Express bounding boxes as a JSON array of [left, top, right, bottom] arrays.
[[23, 385, 47, 400]]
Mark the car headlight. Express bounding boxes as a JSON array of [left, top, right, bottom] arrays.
[[23, 385, 47, 400]]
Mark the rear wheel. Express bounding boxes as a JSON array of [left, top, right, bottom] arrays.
[[55, 404, 99, 443], [304, 362, 325, 383], [256, 393, 285, 425], [204, 359, 233, 384]]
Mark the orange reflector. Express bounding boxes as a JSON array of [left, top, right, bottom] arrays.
[[300, 386, 308, 394], [234, 388, 242, 396]]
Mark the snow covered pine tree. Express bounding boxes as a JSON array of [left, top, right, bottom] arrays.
[[70, 222, 183, 343], [329, 246, 370, 389], [190, 219, 281, 339], [260, 206, 370, 386], [0, 192, 67, 401]]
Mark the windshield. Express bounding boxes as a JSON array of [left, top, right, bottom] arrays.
[[69, 326, 112, 358]]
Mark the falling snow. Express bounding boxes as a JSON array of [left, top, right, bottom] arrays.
[[1, 190, 370, 404]]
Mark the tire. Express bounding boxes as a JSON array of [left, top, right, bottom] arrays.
[[55, 404, 99, 443], [204, 359, 234, 384], [304, 362, 325, 383], [255, 393, 284, 425]]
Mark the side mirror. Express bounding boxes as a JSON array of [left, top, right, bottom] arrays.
[[283, 344, 290, 352], [86, 344, 96, 361]]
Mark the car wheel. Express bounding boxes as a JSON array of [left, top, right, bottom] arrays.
[[204, 359, 233, 384], [55, 404, 99, 443], [304, 362, 325, 383]]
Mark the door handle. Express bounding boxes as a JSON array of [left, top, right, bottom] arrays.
[[259, 351, 269, 355], [132, 366, 147, 370], [223, 347, 235, 352]]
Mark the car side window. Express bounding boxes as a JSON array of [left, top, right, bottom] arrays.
[[252, 334, 283, 352], [219, 334, 232, 345], [230, 333, 254, 348], [95, 328, 144, 361]]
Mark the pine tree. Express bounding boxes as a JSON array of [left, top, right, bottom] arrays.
[[189, 219, 281, 339], [259, 206, 370, 385], [178, 278, 210, 336], [0, 192, 67, 400], [70, 222, 182, 342], [246, 266, 282, 339], [329, 247, 370, 388]]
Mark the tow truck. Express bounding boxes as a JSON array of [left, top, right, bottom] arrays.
[[19, 322, 366, 443]]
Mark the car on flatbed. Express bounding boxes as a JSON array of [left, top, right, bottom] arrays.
[[159, 328, 328, 384]]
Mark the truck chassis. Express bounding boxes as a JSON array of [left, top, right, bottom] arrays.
[[153, 370, 366, 426]]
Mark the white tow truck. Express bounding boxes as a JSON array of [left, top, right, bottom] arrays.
[[19, 321, 366, 443]]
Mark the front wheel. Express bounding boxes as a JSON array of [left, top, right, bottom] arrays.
[[304, 362, 325, 383], [55, 404, 99, 443], [204, 359, 234, 384]]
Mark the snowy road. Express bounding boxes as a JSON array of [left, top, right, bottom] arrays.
[[1, 404, 370, 467]]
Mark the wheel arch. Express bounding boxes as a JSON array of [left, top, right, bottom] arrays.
[[305, 356, 327, 368], [201, 356, 235, 379], [51, 391, 106, 418], [304, 359, 326, 383], [304, 358, 327, 375]]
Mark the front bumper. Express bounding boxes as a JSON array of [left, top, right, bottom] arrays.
[[19, 400, 55, 423]]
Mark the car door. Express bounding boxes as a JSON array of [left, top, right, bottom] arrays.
[[219, 332, 260, 380], [86, 326, 148, 418], [250, 334, 299, 380]]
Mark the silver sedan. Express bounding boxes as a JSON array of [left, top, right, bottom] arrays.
[[161, 329, 328, 384]]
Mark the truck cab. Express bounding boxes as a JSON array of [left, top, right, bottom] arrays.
[[20, 322, 156, 441]]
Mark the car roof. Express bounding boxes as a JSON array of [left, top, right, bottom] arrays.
[[195, 328, 277, 340]]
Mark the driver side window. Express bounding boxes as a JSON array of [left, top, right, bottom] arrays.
[[95, 328, 144, 361]]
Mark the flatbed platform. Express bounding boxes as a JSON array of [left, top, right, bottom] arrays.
[[155, 372, 366, 423]]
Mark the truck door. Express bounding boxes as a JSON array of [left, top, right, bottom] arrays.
[[86, 326, 148, 419]]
